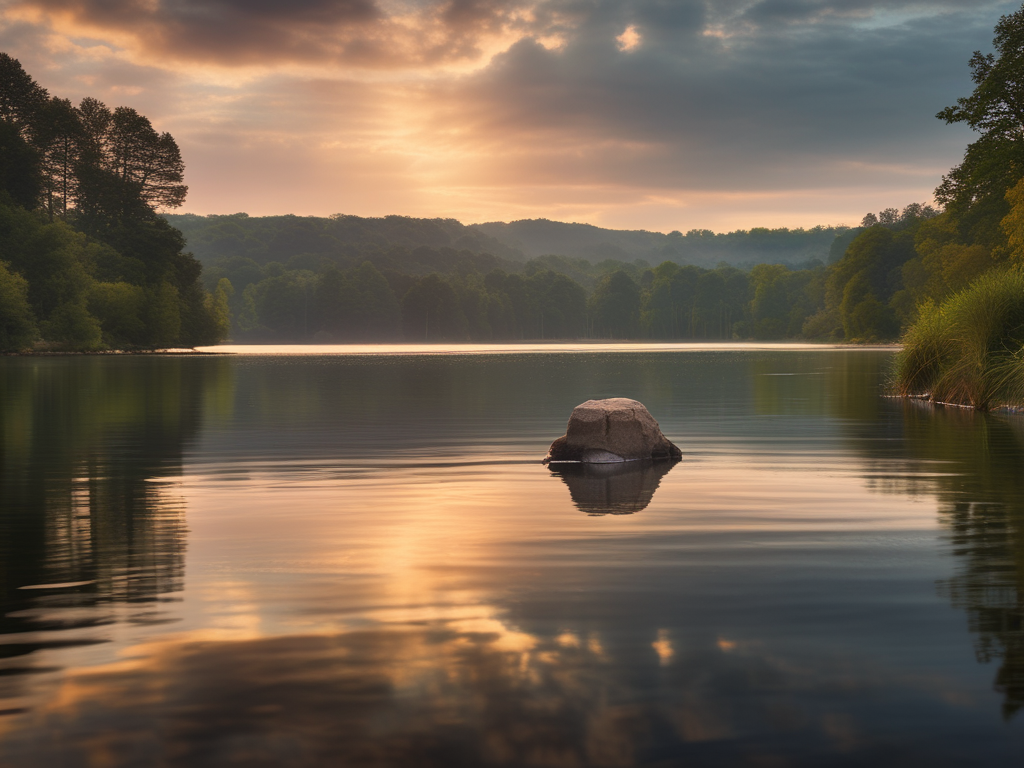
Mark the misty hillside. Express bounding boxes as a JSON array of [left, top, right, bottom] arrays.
[[165, 213, 526, 270], [166, 213, 855, 273], [472, 219, 852, 268]]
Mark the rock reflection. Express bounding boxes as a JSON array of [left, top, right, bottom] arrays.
[[549, 461, 677, 515]]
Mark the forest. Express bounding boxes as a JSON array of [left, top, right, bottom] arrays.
[[182, 204, 932, 343], [0, 53, 226, 351], [169, 210, 851, 269]]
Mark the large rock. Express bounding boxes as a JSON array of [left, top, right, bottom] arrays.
[[543, 398, 682, 464]]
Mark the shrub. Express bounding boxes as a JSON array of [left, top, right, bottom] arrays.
[[0, 260, 36, 351], [41, 301, 102, 351], [893, 268, 1024, 408]]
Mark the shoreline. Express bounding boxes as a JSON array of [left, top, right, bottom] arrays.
[[3, 348, 224, 356], [4, 341, 902, 357]]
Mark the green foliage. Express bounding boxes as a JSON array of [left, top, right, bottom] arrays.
[[1003, 177, 1024, 266], [147, 281, 181, 348], [642, 262, 750, 339], [42, 300, 102, 350], [590, 270, 640, 338], [171, 212, 522, 273], [0, 260, 36, 350], [401, 274, 467, 341], [314, 262, 400, 341], [533, 270, 587, 339], [0, 202, 92, 318], [748, 264, 823, 339], [935, 6, 1024, 246], [893, 269, 1024, 409], [0, 53, 48, 131], [476, 218, 849, 268], [825, 225, 916, 340], [88, 281, 146, 347], [0, 120, 41, 209], [211, 278, 233, 340], [178, 282, 222, 347], [248, 272, 314, 340]]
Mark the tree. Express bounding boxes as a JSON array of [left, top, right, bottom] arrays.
[[37, 98, 84, 219], [107, 105, 187, 211], [749, 264, 794, 339], [0, 119, 41, 209], [249, 272, 314, 339], [401, 274, 467, 341], [0, 53, 47, 139], [74, 99, 187, 222], [211, 278, 233, 340], [936, 5, 1024, 244], [146, 281, 181, 347], [533, 270, 586, 339], [42, 301, 102, 350], [0, 260, 36, 350], [0, 202, 93, 320], [1003, 176, 1024, 264], [344, 262, 401, 340], [590, 270, 640, 339], [88, 281, 146, 347], [313, 267, 346, 335], [824, 227, 911, 340]]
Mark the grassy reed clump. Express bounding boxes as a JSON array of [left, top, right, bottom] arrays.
[[892, 269, 1024, 410]]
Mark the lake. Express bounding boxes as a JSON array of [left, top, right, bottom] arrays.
[[1, 345, 1023, 766]]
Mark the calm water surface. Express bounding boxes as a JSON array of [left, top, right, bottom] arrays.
[[1, 346, 1023, 766]]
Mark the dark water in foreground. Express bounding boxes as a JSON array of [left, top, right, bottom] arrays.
[[1, 346, 1024, 766]]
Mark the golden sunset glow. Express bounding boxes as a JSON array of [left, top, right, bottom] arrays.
[[0, 0, 991, 230]]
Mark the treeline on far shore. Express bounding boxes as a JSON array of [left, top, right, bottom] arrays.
[[205, 203, 938, 344]]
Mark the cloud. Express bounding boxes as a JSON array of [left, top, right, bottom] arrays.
[[0, 0, 1018, 229], [417, 2, 1004, 196], [8, 0, 537, 69]]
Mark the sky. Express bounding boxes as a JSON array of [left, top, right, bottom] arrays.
[[0, 0, 1017, 232]]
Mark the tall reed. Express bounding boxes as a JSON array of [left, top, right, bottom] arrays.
[[892, 269, 1024, 410]]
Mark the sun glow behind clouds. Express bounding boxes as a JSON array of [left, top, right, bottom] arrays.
[[0, 0, 1003, 229], [616, 24, 641, 52]]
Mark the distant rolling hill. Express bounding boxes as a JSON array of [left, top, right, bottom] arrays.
[[472, 219, 851, 268], [165, 213, 854, 274], [165, 213, 524, 269]]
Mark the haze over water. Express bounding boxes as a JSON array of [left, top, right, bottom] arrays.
[[2, 346, 1023, 765]]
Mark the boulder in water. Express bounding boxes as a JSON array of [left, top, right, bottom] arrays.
[[543, 398, 681, 464]]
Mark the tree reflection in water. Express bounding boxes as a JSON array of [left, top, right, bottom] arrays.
[[752, 352, 1024, 718], [0, 356, 230, 706], [895, 404, 1024, 719]]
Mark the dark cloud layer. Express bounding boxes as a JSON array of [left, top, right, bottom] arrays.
[[433, 1, 1011, 194], [14, 0, 536, 66]]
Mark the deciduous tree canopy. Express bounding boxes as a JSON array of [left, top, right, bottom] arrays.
[[0, 53, 222, 351]]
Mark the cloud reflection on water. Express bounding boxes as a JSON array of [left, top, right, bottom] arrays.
[[4, 350, 1024, 763], [0, 616, 995, 767]]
